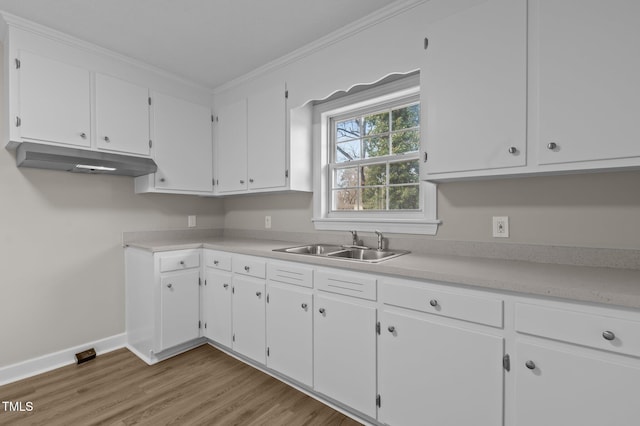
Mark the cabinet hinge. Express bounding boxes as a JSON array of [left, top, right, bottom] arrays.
[[198, 320, 202, 329], [212, 179, 215, 186], [149, 140, 153, 149], [285, 169, 289, 178], [211, 114, 215, 122], [204, 279, 207, 286], [16, 116, 21, 128], [503, 354, 511, 372], [266, 294, 270, 303], [285, 90, 289, 99], [232, 334, 235, 342], [376, 394, 381, 408], [204, 322, 207, 329], [148, 97, 152, 106], [216, 179, 219, 186], [267, 347, 270, 357], [424, 37, 429, 50], [232, 286, 235, 294], [423, 152, 428, 163], [15, 58, 21, 69], [199, 277, 202, 286], [376, 322, 381, 335]]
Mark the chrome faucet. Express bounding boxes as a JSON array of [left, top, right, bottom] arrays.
[[350, 230, 359, 246], [375, 230, 384, 251]]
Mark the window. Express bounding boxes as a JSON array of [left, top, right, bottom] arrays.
[[312, 74, 440, 235]]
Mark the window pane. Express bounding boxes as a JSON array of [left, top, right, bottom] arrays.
[[389, 160, 419, 184], [364, 136, 390, 158], [391, 129, 420, 154], [336, 118, 361, 142], [333, 189, 359, 211], [334, 167, 358, 188], [389, 185, 419, 210], [392, 103, 420, 131], [362, 187, 386, 210], [362, 164, 386, 186], [336, 139, 361, 162], [364, 112, 389, 136]]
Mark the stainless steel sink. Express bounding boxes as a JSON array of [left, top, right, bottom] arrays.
[[274, 244, 409, 263]]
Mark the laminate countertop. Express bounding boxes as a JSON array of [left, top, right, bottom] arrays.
[[125, 237, 640, 310]]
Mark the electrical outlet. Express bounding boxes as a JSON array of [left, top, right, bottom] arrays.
[[265, 215, 272, 229], [188, 215, 196, 228], [492, 216, 509, 238]]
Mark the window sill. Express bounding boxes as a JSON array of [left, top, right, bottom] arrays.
[[312, 217, 440, 235]]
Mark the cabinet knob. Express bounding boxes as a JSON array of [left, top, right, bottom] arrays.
[[525, 360, 536, 370], [240, 180, 245, 184], [244, 266, 250, 272], [547, 142, 557, 150], [256, 291, 262, 297], [104, 136, 110, 143], [508, 146, 518, 154], [159, 178, 166, 183], [602, 330, 616, 341], [319, 308, 326, 314], [388, 326, 396, 333], [80, 132, 87, 139], [249, 178, 254, 183], [167, 283, 173, 289], [213, 260, 219, 266], [223, 283, 229, 289], [301, 303, 308, 310], [179, 261, 185, 266], [429, 299, 438, 307]]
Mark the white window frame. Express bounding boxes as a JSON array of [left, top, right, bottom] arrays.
[[312, 75, 440, 235]]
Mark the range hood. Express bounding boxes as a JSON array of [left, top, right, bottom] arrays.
[[16, 142, 157, 177]]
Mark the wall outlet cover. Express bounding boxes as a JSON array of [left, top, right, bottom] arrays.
[[492, 216, 509, 238]]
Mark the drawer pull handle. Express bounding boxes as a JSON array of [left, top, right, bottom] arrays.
[[388, 326, 396, 333], [179, 261, 185, 265], [602, 330, 616, 341], [167, 283, 173, 289], [213, 260, 219, 266], [525, 360, 536, 370], [256, 291, 262, 297], [244, 266, 250, 272], [301, 303, 308, 310], [319, 308, 326, 314], [223, 283, 229, 289], [429, 299, 438, 307]]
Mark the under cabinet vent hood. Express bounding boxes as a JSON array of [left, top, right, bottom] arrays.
[[16, 142, 157, 177]]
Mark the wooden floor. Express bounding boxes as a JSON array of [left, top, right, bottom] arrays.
[[0, 345, 361, 426]]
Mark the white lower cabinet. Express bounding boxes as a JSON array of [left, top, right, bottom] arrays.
[[314, 292, 377, 419], [158, 270, 200, 352], [232, 274, 266, 364], [266, 282, 313, 386], [202, 267, 232, 347], [379, 309, 504, 426]]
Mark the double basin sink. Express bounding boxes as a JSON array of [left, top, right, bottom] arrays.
[[273, 243, 409, 263]]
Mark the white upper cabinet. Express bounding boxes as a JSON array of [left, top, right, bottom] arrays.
[[136, 92, 213, 194], [534, 0, 640, 166], [95, 73, 150, 156], [215, 98, 248, 193], [247, 83, 287, 191], [422, 0, 527, 176], [17, 51, 91, 148]]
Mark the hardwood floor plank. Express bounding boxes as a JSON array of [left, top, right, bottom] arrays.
[[0, 345, 362, 426]]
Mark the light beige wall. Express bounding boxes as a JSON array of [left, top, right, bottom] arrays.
[[0, 100, 224, 367], [224, 171, 640, 250]]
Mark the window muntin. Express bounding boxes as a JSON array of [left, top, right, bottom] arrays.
[[330, 99, 421, 212]]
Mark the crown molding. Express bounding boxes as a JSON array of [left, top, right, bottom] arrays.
[[0, 11, 212, 93], [213, 0, 428, 94]]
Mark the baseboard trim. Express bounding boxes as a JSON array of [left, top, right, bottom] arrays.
[[0, 333, 127, 386]]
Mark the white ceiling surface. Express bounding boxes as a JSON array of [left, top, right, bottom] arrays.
[[0, 0, 398, 89]]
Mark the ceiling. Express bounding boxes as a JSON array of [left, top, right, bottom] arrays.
[[0, 0, 398, 89]]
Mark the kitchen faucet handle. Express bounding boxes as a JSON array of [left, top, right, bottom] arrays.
[[350, 230, 359, 245], [374, 230, 384, 251]]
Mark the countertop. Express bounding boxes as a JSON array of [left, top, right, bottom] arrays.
[[125, 236, 640, 310]]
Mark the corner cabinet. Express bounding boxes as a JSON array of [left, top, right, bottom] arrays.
[[213, 82, 312, 195], [125, 248, 202, 365], [135, 92, 214, 195]]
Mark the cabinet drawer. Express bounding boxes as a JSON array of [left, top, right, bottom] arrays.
[[158, 251, 200, 272], [316, 269, 376, 301], [204, 250, 232, 271], [381, 280, 503, 328], [233, 256, 266, 279], [516, 303, 640, 358], [267, 262, 313, 288]]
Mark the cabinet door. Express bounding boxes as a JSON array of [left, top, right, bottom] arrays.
[[314, 294, 376, 418], [422, 0, 526, 175], [232, 275, 266, 364], [379, 310, 504, 426], [203, 268, 233, 347], [152, 92, 213, 192], [535, 0, 640, 165], [18, 51, 90, 147], [266, 283, 312, 386], [95, 74, 150, 155], [159, 270, 200, 352], [216, 98, 248, 193], [247, 83, 287, 190], [515, 341, 640, 426]]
